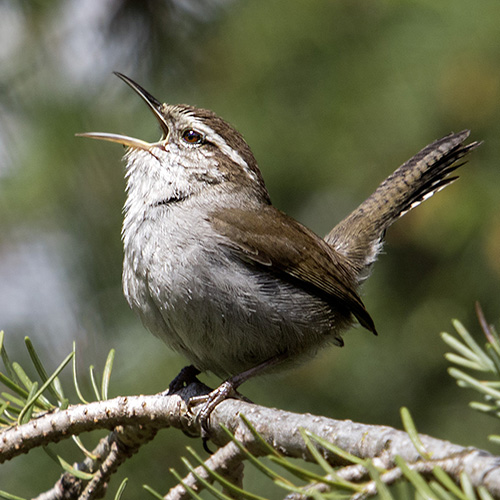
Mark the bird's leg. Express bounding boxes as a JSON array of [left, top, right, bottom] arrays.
[[191, 353, 289, 442]]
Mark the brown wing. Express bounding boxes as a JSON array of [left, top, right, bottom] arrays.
[[209, 205, 377, 335]]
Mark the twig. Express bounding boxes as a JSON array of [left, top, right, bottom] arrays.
[[166, 440, 245, 500]]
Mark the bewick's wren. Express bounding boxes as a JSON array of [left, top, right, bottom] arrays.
[[78, 73, 479, 415]]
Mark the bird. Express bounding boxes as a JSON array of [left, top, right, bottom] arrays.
[[78, 72, 480, 428]]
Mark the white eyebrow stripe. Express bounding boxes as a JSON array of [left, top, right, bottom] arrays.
[[188, 119, 260, 183]]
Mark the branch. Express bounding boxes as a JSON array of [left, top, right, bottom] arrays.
[[1, 381, 499, 498], [166, 440, 246, 500], [206, 395, 500, 498]]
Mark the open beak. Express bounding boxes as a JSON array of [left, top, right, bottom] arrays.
[[76, 72, 169, 151]]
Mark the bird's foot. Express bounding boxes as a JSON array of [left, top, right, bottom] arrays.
[[165, 365, 201, 395], [189, 380, 252, 451]]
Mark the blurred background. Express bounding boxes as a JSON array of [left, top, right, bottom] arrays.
[[1, 0, 499, 497]]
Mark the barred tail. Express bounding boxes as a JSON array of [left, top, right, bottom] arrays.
[[325, 130, 481, 278]]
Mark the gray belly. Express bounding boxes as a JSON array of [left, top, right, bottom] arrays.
[[123, 240, 348, 378]]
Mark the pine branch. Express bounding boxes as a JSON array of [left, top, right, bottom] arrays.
[[1, 380, 499, 499], [166, 441, 246, 500], [33, 425, 158, 500]]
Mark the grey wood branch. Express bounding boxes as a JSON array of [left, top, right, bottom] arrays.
[[33, 425, 159, 500], [165, 440, 246, 500], [0, 381, 498, 499]]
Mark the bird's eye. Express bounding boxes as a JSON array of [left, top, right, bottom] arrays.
[[181, 129, 204, 145]]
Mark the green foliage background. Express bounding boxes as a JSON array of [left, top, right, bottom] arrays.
[[0, 0, 499, 497]]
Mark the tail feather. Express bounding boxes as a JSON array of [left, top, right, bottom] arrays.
[[325, 130, 481, 279]]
